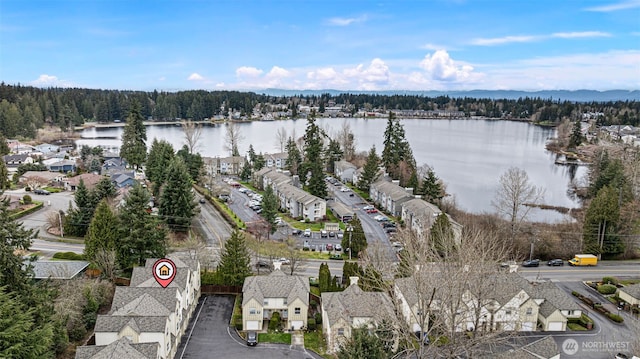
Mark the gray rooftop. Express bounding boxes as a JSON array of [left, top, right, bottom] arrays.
[[371, 179, 413, 201], [531, 281, 581, 316], [30, 260, 89, 280], [109, 287, 179, 315], [110, 292, 172, 317], [489, 336, 559, 359], [278, 183, 324, 205], [322, 283, 394, 327], [94, 315, 168, 333], [75, 337, 159, 359], [620, 283, 640, 299], [242, 270, 310, 307]]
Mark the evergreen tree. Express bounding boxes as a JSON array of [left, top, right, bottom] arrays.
[[94, 176, 117, 201], [84, 199, 119, 262], [0, 159, 9, 192], [261, 185, 279, 235], [177, 144, 204, 182], [159, 157, 196, 232], [117, 184, 167, 268], [239, 160, 252, 181], [301, 116, 327, 198], [342, 215, 367, 258], [0, 198, 37, 292], [120, 100, 147, 170], [430, 213, 455, 255], [337, 326, 388, 359], [285, 137, 302, 175], [64, 179, 96, 237], [318, 262, 332, 293], [0, 134, 9, 155], [253, 153, 265, 171], [325, 138, 343, 174], [381, 112, 416, 185], [406, 168, 419, 193], [358, 145, 380, 192], [421, 168, 444, 204], [583, 186, 622, 256], [146, 139, 175, 196], [342, 261, 360, 286], [217, 230, 252, 286], [568, 118, 584, 149], [0, 288, 55, 359], [247, 144, 257, 164]]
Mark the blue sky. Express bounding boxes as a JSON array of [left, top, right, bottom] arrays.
[[1, 0, 639, 91]]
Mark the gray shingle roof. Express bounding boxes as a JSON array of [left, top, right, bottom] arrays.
[[30, 260, 89, 279], [372, 180, 413, 201], [489, 336, 559, 359], [75, 337, 159, 359], [489, 273, 534, 305], [94, 315, 168, 333], [110, 293, 172, 317], [109, 287, 179, 315], [242, 270, 310, 307], [322, 284, 394, 327], [278, 183, 324, 205], [620, 283, 640, 299], [531, 281, 580, 316], [335, 160, 357, 172]]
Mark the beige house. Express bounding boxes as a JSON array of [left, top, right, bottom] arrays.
[[321, 278, 395, 353], [369, 179, 414, 217], [618, 283, 640, 306], [242, 268, 310, 331], [532, 281, 582, 331]]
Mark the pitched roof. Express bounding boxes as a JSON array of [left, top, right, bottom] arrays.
[[489, 336, 559, 359], [620, 283, 640, 299], [321, 283, 394, 327], [109, 287, 178, 315], [488, 273, 534, 305], [372, 179, 413, 201], [20, 171, 63, 181], [335, 160, 357, 172], [66, 173, 104, 188], [30, 260, 89, 280], [278, 183, 323, 205], [94, 315, 168, 333], [242, 270, 310, 307], [531, 281, 580, 316], [74, 337, 159, 359], [110, 293, 172, 317]]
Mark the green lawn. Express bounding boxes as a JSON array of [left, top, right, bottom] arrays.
[[304, 330, 326, 354], [310, 286, 321, 297], [568, 323, 588, 331], [620, 279, 640, 285], [258, 332, 291, 344]]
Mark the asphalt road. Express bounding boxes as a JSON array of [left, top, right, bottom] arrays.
[[195, 195, 232, 248], [517, 263, 640, 282], [176, 295, 321, 359], [5, 188, 75, 237]]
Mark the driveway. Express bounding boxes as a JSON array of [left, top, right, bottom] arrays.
[[177, 295, 322, 359]]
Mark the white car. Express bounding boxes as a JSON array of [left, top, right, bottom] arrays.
[[279, 258, 290, 265], [304, 228, 312, 237], [340, 187, 350, 192], [363, 205, 374, 210]]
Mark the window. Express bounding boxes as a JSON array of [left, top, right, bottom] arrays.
[[526, 307, 532, 315], [505, 310, 512, 315], [294, 307, 301, 315], [337, 328, 344, 336], [250, 308, 256, 315], [283, 298, 287, 305], [263, 299, 268, 305]]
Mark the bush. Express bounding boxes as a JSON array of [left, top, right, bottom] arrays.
[[53, 252, 86, 260], [22, 194, 32, 204], [307, 318, 316, 331], [598, 284, 617, 295], [607, 313, 624, 323], [602, 276, 619, 285], [269, 312, 281, 331], [571, 291, 580, 297], [233, 315, 243, 330], [314, 312, 322, 325]]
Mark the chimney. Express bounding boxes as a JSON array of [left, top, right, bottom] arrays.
[[404, 187, 414, 195], [273, 261, 282, 271], [349, 276, 359, 286], [391, 180, 400, 186], [292, 175, 300, 188]]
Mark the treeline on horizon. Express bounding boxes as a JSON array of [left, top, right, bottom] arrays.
[[0, 82, 639, 140]]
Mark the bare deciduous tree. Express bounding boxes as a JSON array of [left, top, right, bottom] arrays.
[[94, 248, 117, 282], [182, 120, 203, 154], [275, 127, 287, 153], [492, 167, 545, 239], [26, 176, 49, 191], [360, 229, 522, 358], [337, 121, 356, 161], [224, 122, 244, 156]]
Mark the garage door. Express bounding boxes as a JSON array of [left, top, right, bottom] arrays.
[[547, 322, 563, 331], [521, 322, 535, 331], [291, 321, 304, 330], [246, 321, 260, 330]]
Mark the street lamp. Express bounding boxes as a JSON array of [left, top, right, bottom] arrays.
[[347, 225, 353, 260]]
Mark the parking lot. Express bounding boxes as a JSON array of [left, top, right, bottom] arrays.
[[177, 295, 320, 359]]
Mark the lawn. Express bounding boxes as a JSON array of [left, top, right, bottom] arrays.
[[619, 279, 640, 285], [568, 323, 588, 331], [304, 329, 327, 355], [258, 332, 291, 344], [310, 286, 321, 297]]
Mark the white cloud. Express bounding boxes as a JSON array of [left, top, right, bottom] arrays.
[[584, 0, 640, 12], [471, 35, 539, 46], [187, 73, 204, 81], [419, 50, 475, 82], [421, 43, 449, 51], [235, 66, 263, 78], [266, 66, 291, 79], [343, 58, 390, 90], [158, 76, 166, 81], [551, 31, 611, 38], [326, 15, 367, 26], [30, 74, 74, 87]]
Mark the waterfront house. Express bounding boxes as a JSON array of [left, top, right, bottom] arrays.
[[369, 179, 413, 217], [242, 267, 310, 331], [264, 152, 288, 170], [334, 160, 357, 183]]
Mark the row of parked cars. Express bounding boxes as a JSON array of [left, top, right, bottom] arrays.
[[520, 258, 565, 267]]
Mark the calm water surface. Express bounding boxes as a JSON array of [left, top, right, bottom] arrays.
[[77, 118, 586, 223]]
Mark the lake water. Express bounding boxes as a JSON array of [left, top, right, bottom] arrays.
[[77, 118, 586, 223]]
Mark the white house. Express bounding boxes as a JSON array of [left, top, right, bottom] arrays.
[[334, 160, 357, 183], [369, 179, 414, 217]]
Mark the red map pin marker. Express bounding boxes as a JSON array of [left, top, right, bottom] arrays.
[[152, 258, 176, 288]]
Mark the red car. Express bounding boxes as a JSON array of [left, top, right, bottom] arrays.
[[366, 208, 378, 214]]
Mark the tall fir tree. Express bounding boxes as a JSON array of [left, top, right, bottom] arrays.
[[568, 118, 584, 149], [117, 184, 167, 268], [0, 159, 9, 192], [301, 116, 327, 198], [342, 214, 367, 258], [583, 186, 622, 256], [358, 145, 380, 192], [261, 185, 279, 235], [64, 179, 96, 237], [177, 144, 204, 182], [325, 138, 343, 174], [158, 157, 196, 232], [285, 137, 302, 175], [146, 139, 175, 196], [94, 176, 117, 201], [421, 168, 444, 204], [120, 100, 147, 170], [217, 230, 252, 286], [318, 262, 332, 293], [84, 199, 119, 262]]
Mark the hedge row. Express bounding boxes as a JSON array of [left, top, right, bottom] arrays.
[[53, 252, 86, 260], [9, 202, 43, 220]]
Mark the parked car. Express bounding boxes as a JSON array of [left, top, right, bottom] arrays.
[[337, 232, 343, 239], [547, 259, 564, 266], [326, 243, 333, 251], [329, 254, 343, 260], [320, 230, 328, 237], [291, 228, 302, 236], [303, 228, 311, 237], [335, 244, 342, 251], [279, 258, 290, 265], [303, 241, 310, 250], [247, 331, 258, 346], [366, 208, 378, 214], [199, 198, 206, 204], [340, 187, 350, 192], [255, 260, 271, 269], [363, 205, 374, 210], [34, 189, 50, 195], [522, 259, 540, 267], [385, 227, 397, 234], [382, 222, 397, 228], [328, 231, 335, 237]]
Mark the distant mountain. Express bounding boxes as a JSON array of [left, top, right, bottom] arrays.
[[258, 89, 640, 102]]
